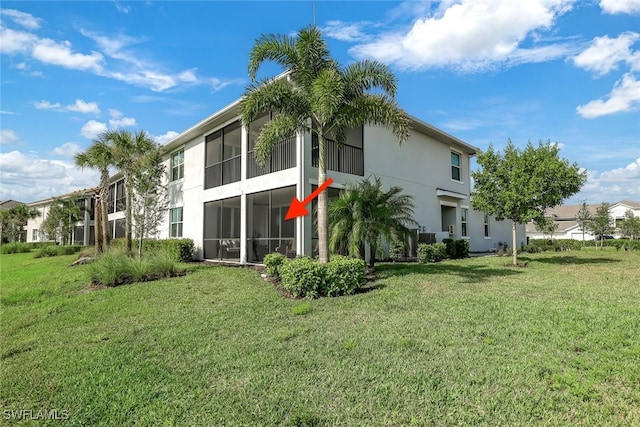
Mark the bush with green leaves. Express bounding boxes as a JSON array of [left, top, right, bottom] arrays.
[[417, 243, 447, 263], [441, 238, 469, 259], [263, 252, 287, 278], [278, 256, 365, 298], [1, 242, 32, 254], [88, 249, 184, 287], [388, 239, 405, 261], [109, 238, 194, 262], [33, 245, 81, 258], [324, 255, 366, 297], [524, 239, 584, 253]]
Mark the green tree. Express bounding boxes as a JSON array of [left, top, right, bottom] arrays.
[[328, 176, 416, 269], [472, 139, 586, 265], [575, 201, 592, 243], [107, 129, 156, 255], [618, 209, 640, 240], [240, 25, 409, 263], [41, 196, 83, 245], [131, 146, 169, 257], [75, 136, 115, 252], [534, 216, 559, 239], [0, 204, 39, 243], [589, 203, 615, 249]]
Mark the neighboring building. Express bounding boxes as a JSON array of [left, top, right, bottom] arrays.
[[0, 200, 24, 210], [24, 97, 524, 261], [526, 200, 640, 241], [26, 188, 96, 245]]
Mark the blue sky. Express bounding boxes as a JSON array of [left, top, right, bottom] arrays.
[[1, 0, 639, 205]]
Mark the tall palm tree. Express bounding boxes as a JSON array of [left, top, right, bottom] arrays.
[[328, 176, 416, 269], [108, 129, 156, 255], [75, 136, 114, 252], [240, 25, 409, 263]]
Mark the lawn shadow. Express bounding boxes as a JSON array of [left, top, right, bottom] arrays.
[[375, 261, 523, 284], [519, 255, 622, 265]]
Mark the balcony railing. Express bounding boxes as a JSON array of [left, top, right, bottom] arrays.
[[247, 137, 296, 178], [312, 138, 364, 176]]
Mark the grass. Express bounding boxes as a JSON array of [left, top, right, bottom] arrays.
[[1, 249, 639, 425]]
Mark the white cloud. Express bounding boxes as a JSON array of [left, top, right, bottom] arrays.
[[114, 2, 131, 14], [0, 150, 99, 203], [349, 0, 576, 71], [2, 11, 239, 93], [34, 99, 100, 114], [32, 38, 104, 72], [0, 9, 42, 30], [576, 73, 640, 118], [109, 116, 137, 128], [67, 99, 100, 114], [574, 157, 640, 203], [153, 131, 179, 145], [322, 21, 371, 42], [50, 142, 82, 157], [600, 0, 640, 15], [80, 120, 108, 139], [0, 129, 20, 144], [109, 108, 123, 119], [572, 32, 640, 75], [0, 26, 37, 54], [34, 100, 61, 110]]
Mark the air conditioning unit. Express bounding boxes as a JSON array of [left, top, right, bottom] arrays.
[[448, 224, 455, 235]]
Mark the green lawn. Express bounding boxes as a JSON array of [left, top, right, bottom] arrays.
[[1, 250, 639, 426]]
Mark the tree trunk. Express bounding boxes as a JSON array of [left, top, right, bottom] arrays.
[[512, 220, 518, 266], [100, 176, 110, 250], [94, 196, 102, 252], [317, 130, 329, 264], [125, 173, 133, 255]]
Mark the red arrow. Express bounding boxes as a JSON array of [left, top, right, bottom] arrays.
[[285, 178, 334, 220]]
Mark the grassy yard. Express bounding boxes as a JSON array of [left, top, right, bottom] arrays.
[[1, 250, 639, 426]]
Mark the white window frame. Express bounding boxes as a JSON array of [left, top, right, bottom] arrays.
[[461, 207, 468, 237], [451, 150, 462, 182], [484, 214, 491, 238], [32, 228, 39, 242], [171, 149, 184, 181], [170, 207, 183, 238]]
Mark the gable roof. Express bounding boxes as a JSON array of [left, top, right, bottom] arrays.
[[0, 200, 24, 210]]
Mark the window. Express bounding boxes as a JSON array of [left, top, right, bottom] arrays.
[[484, 214, 490, 237], [461, 208, 468, 237], [170, 207, 183, 238], [108, 180, 125, 213], [32, 229, 39, 242], [451, 151, 461, 181], [171, 149, 184, 181], [205, 122, 242, 188]]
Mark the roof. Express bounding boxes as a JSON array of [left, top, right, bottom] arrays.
[[27, 187, 97, 207], [0, 200, 24, 210], [611, 200, 640, 210], [159, 72, 477, 155]]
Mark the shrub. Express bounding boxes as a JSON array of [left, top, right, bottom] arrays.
[[88, 249, 184, 287], [524, 239, 584, 253], [278, 256, 365, 298], [441, 238, 469, 259], [263, 252, 287, 278], [324, 256, 366, 297], [33, 245, 81, 258], [388, 239, 405, 261], [109, 238, 194, 262], [417, 243, 447, 263], [279, 257, 326, 298], [1, 242, 32, 254]]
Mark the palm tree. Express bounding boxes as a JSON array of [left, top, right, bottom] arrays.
[[75, 136, 114, 252], [240, 25, 409, 263], [328, 176, 416, 269], [108, 129, 156, 255]]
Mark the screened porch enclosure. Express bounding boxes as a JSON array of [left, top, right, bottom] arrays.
[[203, 197, 241, 261], [246, 186, 296, 263]]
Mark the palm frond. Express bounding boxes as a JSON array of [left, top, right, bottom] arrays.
[[248, 33, 297, 81], [240, 78, 309, 127], [341, 60, 398, 97], [253, 114, 299, 167], [337, 94, 410, 144], [310, 67, 345, 123]]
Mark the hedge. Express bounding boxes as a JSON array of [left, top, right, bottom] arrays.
[[110, 238, 194, 262], [277, 255, 366, 299]]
